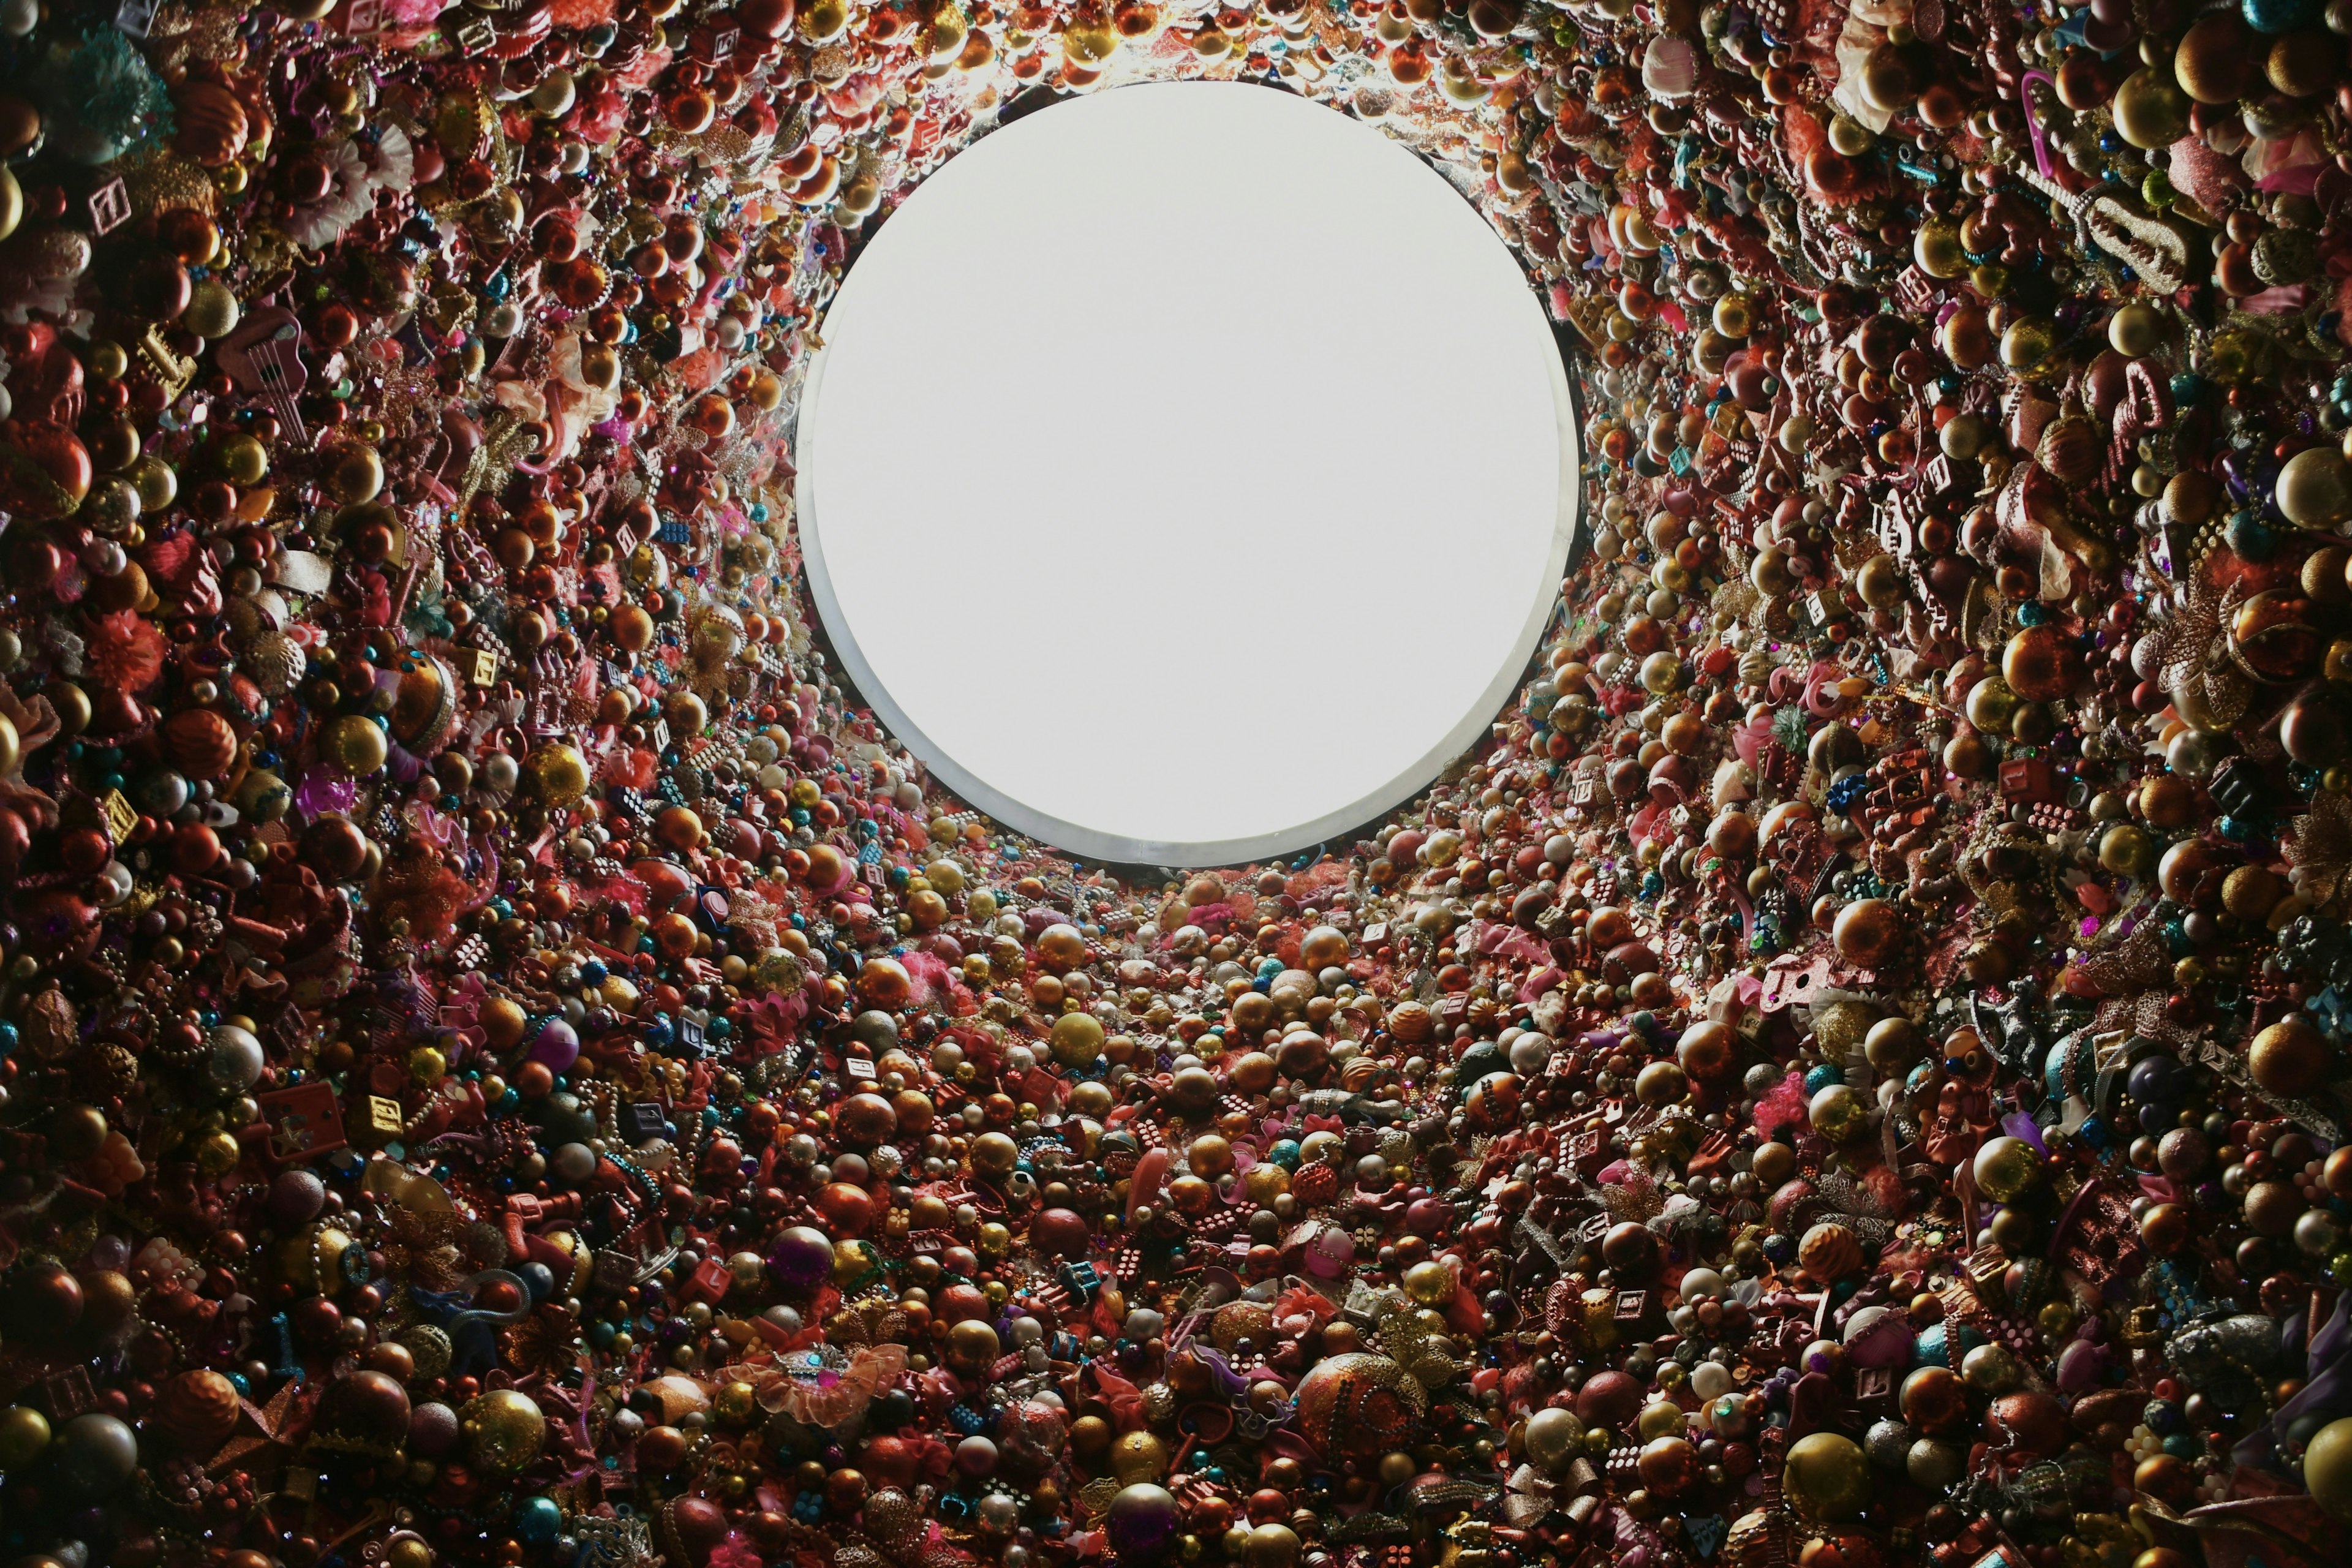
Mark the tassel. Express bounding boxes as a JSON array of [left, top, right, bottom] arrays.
[[45, 31, 173, 165]]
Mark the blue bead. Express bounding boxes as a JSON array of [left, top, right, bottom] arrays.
[[2227, 510, 2277, 560], [2244, 0, 2321, 30], [516, 1498, 563, 1544]]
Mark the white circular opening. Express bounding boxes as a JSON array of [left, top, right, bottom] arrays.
[[796, 81, 1579, 867]]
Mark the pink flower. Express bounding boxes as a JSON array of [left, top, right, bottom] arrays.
[[707, 1537, 762, 1568]]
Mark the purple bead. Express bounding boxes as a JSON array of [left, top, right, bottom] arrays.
[[270, 1167, 328, 1224], [1105, 1483, 1179, 1559], [767, 1225, 836, 1292], [2128, 1054, 2185, 1104], [410, 1401, 461, 1457], [529, 1018, 580, 1072]]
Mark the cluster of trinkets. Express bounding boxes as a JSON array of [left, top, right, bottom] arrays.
[[0, 0, 2346, 1566]]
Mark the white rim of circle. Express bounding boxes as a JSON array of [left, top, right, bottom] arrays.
[[795, 80, 1581, 869]]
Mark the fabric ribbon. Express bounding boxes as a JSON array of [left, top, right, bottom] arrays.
[[1085, 1362, 1148, 1431], [2234, 1289, 2351, 1471]]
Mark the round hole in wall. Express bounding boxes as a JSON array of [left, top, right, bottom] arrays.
[[796, 81, 1580, 867]]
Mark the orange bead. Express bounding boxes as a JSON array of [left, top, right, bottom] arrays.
[[687, 393, 736, 439], [654, 805, 704, 851], [651, 911, 699, 960]]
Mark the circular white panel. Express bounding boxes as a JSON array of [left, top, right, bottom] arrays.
[[797, 81, 1578, 867]]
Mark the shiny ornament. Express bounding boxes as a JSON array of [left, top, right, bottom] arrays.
[[1972, 1136, 2041, 1202], [0, 1406, 50, 1469], [2248, 1016, 2331, 1097], [153, 1370, 239, 1453], [1831, 899, 1901, 968], [1292, 1353, 1425, 1461], [1782, 1431, 1869, 1519], [2277, 445, 2352, 530], [1807, 1084, 1868, 1144], [314, 1370, 414, 1457], [2229, 589, 2324, 683], [390, 656, 461, 754], [461, 1389, 546, 1473], [2113, 69, 2192, 148], [1523, 1407, 1585, 1474], [2307, 1417, 2352, 1520], [2002, 624, 2084, 703], [52, 1412, 137, 1498], [1106, 1483, 1180, 1558], [162, 707, 238, 779], [524, 741, 590, 805], [322, 714, 389, 776], [1798, 1221, 1865, 1280]]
